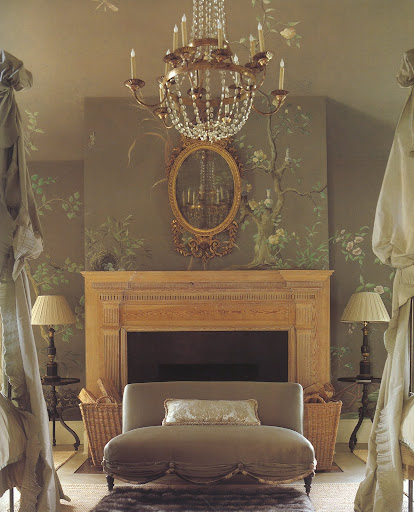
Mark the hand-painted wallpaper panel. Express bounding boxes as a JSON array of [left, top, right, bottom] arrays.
[[9, 0, 404, 420]]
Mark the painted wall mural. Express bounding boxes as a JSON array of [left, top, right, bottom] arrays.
[[14, 0, 400, 421], [23, 114, 85, 412]]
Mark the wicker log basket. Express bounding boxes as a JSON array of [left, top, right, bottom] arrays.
[[303, 383, 342, 471], [79, 378, 122, 467]]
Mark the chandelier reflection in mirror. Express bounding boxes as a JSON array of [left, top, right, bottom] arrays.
[[125, 0, 289, 142], [178, 149, 233, 230]]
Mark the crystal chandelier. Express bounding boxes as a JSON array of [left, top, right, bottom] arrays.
[[125, 0, 289, 142]]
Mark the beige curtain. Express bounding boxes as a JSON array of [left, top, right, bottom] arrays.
[[355, 49, 414, 512], [0, 50, 66, 512]]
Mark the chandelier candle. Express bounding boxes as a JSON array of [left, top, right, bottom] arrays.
[[249, 34, 255, 60], [165, 49, 170, 76], [125, 0, 290, 142], [279, 59, 285, 90], [181, 14, 188, 46], [130, 48, 136, 79], [258, 22, 265, 52], [217, 21, 223, 49], [173, 24, 179, 52]]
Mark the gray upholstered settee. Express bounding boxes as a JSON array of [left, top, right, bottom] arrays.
[[103, 381, 316, 495]]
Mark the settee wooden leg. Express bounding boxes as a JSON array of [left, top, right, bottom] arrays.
[[106, 475, 114, 491], [304, 474, 313, 496]]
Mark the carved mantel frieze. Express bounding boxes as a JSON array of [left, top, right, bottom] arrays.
[[83, 270, 333, 397]]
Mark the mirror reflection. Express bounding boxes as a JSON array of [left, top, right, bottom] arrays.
[[175, 149, 235, 231]]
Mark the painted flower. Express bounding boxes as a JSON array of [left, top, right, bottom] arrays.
[[352, 247, 362, 256], [284, 148, 292, 163], [354, 236, 364, 243], [276, 228, 285, 237], [340, 229, 346, 234], [252, 150, 267, 164], [346, 241, 354, 251], [285, 109, 289, 114], [374, 285, 385, 294], [248, 199, 259, 211], [348, 324, 356, 334], [297, 106, 302, 111], [280, 27, 296, 40], [246, 183, 253, 193], [268, 235, 280, 245]]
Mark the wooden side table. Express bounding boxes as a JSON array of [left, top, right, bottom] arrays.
[[41, 377, 80, 450], [337, 376, 381, 452]]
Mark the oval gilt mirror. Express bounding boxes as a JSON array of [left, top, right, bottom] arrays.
[[168, 140, 241, 237], [167, 139, 242, 263]]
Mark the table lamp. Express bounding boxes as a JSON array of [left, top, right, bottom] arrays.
[[31, 295, 75, 382], [341, 291, 390, 380]]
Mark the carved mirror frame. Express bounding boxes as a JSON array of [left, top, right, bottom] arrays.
[[167, 138, 243, 263]]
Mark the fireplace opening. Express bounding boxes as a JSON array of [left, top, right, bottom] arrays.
[[159, 363, 258, 381], [127, 331, 288, 383]]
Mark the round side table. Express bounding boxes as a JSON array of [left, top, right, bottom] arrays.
[[41, 377, 80, 451], [338, 376, 381, 452]]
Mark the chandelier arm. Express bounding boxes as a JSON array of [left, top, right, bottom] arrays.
[[252, 87, 289, 116], [252, 104, 280, 116], [161, 118, 175, 130], [132, 89, 162, 109], [255, 66, 267, 90]]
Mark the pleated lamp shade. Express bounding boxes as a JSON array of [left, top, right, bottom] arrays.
[[340, 292, 390, 323], [31, 295, 75, 325]]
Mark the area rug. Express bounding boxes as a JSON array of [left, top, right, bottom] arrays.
[[4, 482, 409, 512], [53, 449, 77, 470], [58, 483, 363, 512], [316, 462, 343, 473], [75, 458, 104, 474], [353, 450, 368, 464], [89, 486, 316, 512]]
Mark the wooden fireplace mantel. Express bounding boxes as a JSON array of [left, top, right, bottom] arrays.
[[82, 270, 333, 397]]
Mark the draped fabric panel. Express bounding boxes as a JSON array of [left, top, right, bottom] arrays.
[[0, 50, 65, 512], [355, 49, 414, 512]]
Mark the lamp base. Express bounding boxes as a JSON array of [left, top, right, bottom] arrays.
[[43, 360, 61, 383], [357, 359, 372, 381]]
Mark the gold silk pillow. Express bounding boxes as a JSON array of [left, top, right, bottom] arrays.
[[162, 398, 261, 426]]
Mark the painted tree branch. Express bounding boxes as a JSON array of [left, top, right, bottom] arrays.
[[282, 184, 327, 197], [275, 158, 291, 178], [244, 163, 271, 172], [282, 183, 327, 208]]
